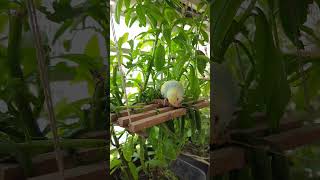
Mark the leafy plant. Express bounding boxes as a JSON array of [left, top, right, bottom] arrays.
[[110, 0, 210, 179], [0, 0, 108, 177], [210, 0, 320, 178]]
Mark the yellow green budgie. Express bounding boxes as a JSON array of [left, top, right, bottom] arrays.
[[161, 80, 184, 107]]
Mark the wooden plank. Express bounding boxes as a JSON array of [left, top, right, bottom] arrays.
[[110, 113, 117, 122], [211, 147, 246, 176], [210, 125, 320, 176], [0, 148, 106, 180], [230, 118, 303, 137], [111, 104, 161, 122], [192, 101, 209, 110], [264, 125, 320, 150], [77, 131, 108, 139], [117, 107, 174, 127], [28, 162, 107, 180], [128, 108, 187, 132]]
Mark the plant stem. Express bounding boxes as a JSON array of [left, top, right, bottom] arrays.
[[111, 125, 134, 180], [7, 10, 42, 138], [112, 64, 124, 106], [89, 77, 106, 130]]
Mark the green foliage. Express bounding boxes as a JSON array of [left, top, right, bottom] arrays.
[[211, 0, 244, 63], [110, 1, 210, 178], [0, 1, 108, 175], [254, 8, 290, 131]]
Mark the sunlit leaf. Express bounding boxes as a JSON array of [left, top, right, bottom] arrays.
[[115, 0, 123, 24]]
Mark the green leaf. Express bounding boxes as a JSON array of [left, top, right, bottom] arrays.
[[115, 0, 123, 24], [173, 56, 186, 80], [189, 65, 200, 100], [63, 39, 72, 51], [200, 28, 208, 42], [124, 0, 131, 8], [118, 33, 129, 49], [254, 8, 290, 131], [136, 4, 146, 27], [128, 162, 139, 180], [211, 0, 244, 62], [129, 15, 138, 27], [85, 34, 100, 57], [278, 0, 312, 48], [164, 8, 179, 25], [122, 137, 134, 162], [52, 19, 72, 44], [110, 158, 121, 170], [146, 11, 157, 28], [173, 32, 187, 49], [162, 26, 171, 47], [154, 44, 165, 71], [196, 55, 209, 76], [125, 8, 133, 27]]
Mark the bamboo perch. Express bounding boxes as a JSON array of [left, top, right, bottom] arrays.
[[117, 107, 174, 126], [128, 108, 187, 132]]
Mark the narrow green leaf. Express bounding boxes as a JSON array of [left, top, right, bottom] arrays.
[[211, 0, 244, 62], [118, 32, 129, 49], [162, 26, 171, 46], [136, 4, 146, 27], [189, 65, 200, 100], [254, 8, 290, 131], [128, 162, 138, 180], [115, 0, 123, 24], [125, 8, 133, 27], [52, 19, 72, 44], [196, 54, 209, 76], [154, 44, 165, 71], [129, 15, 138, 27], [124, 0, 131, 8]]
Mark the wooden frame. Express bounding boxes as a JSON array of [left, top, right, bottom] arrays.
[[111, 99, 210, 133], [211, 117, 320, 176]]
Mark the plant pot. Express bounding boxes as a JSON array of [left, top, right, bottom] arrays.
[[170, 154, 209, 180]]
